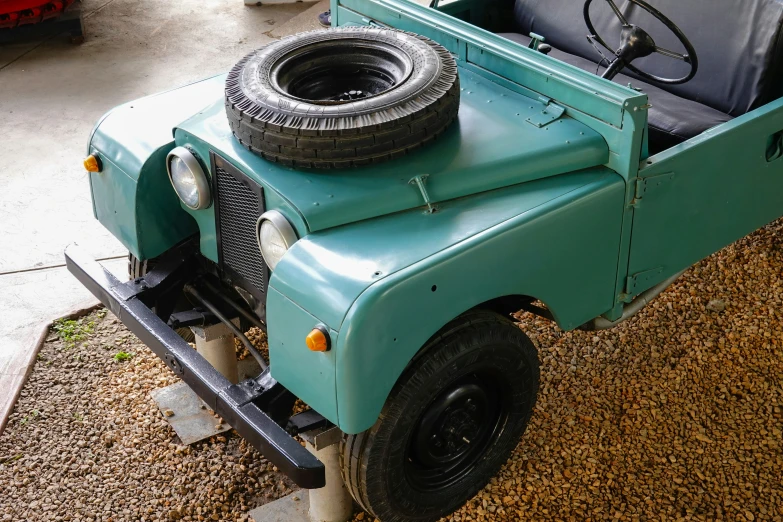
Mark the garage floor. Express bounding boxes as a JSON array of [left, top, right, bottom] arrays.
[[0, 0, 320, 431]]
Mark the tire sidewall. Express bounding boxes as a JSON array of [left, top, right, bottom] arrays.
[[225, 27, 460, 167], [365, 324, 539, 520]]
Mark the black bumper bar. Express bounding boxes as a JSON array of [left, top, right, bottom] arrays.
[[64, 245, 325, 489]]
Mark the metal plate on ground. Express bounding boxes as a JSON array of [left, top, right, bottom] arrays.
[[149, 358, 262, 445], [249, 490, 309, 522], [150, 381, 230, 445]]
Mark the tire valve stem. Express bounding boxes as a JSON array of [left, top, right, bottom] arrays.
[[462, 437, 471, 444]]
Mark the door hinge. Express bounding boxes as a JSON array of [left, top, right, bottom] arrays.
[[361, 17, 389, 28], [526, 99, 566, 128], [630, 172, 675, 207], [626, 266, 664, 294]]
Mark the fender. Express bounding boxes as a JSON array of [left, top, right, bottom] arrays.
[[87, 75, 226, 259], [269, 167, 626, 433]]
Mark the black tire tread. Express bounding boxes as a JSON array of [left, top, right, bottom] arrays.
[[127, 253, 147, 280]]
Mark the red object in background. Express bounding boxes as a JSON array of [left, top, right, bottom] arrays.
[[0, 0, 75, 28]]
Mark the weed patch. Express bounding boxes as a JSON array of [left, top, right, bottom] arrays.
[[113, 351, 134, 363], [52, 317, 95, 348]]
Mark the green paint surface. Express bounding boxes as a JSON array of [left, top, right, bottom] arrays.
[[89, 76, 225, 259], [627, 99, 783, 294]]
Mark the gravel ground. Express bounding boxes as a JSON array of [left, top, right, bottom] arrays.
[[1, 219, 782, 522], [0, 312, 295, 521]]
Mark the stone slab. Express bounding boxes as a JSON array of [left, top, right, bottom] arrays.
[[150, 381, 232, 445], [249, 490, 310, 522], [148, 357, 263, 445]]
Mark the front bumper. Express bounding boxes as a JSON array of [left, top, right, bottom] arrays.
[[64, 245, 326, 489]]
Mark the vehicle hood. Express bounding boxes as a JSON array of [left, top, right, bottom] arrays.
[[176, 68, 609, 233]]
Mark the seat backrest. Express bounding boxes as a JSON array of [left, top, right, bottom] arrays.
[[513, 0, 783, 116]]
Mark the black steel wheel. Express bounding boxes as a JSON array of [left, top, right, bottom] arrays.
[[405, 373, 509, 493], [225, 27, 460, 169], [340, 310, 540, 522]]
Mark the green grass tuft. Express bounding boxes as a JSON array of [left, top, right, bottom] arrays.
[[52, 317, 95, 347], [113, 351, 134, 363]]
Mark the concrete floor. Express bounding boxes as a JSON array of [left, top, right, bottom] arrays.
[[0, 0, 318, 432]]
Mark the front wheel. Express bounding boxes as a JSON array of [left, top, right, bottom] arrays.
[[340, 310, 540, 522]]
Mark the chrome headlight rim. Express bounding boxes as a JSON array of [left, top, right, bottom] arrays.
[[166, 146, 211, 210], [256, 210, 298, 270]]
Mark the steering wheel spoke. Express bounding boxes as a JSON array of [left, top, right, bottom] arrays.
[[654, 46, 689, 62], [604, 0, 630, 26], [587, 33, 617, 54]]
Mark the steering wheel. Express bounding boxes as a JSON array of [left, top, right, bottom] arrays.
[[583, 0, 698, 85]]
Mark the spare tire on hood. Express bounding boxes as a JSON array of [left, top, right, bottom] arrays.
[[225, 27, 460, 169]]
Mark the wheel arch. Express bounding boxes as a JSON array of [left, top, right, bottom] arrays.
[[400, 294, 549, 373], [263, 168, 626, 434], [477, 294, 555, 322], [334, 271, 601, 435], [330, 177, 626, 434], [88, 76, 225, 260], [338, 307, 540, 522]]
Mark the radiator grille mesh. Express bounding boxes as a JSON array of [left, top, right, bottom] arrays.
[[215, 163, 266, 294]]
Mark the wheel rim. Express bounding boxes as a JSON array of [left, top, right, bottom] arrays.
[[270, 39, 414, 105], [404, 371, 510, 492]]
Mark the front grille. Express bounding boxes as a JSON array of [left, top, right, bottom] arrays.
[[213, 154, 267, 298]]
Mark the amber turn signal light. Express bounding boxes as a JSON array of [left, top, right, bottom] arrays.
[[84, 154, 102, 173], [306, 326, 330, 352]]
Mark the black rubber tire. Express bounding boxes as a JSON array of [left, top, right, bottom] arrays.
[[340, 310, 540, 522], [128, 254, 195, 343], [225, 27, 460, 169]]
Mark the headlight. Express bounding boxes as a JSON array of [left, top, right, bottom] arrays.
[[166, 146, 211, 210], [256, 210, 298, 271]]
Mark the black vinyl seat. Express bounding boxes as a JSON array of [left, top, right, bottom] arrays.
[[500, 0, 783, 150], [498, 32, 732, 150]]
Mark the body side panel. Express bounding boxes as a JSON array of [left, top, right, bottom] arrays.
[[267, 169, 626, 433], [266, 287, 339, 424], [627, 98, 783, 294], [270, 168, 622, 331], [335, 170, 626, 433]]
